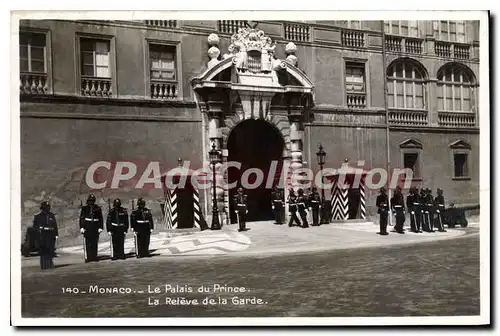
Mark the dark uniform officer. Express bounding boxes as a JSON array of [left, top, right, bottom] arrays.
[[131, 198, 154, 258], [419, 188, 426, 228], [106, 198, 129, 260], [271, 187, 284, 225], [376, 188, 389, 235], [425, 188, 435, 232], [407, 187, 422, 233], [421, 188, 433, 232], [79, 194, 103, 262], [390, 186, 405, 234], [297, 189, 309, 228], [234, 188, 248, 231], [287, 189, 301, 227], [308, 187, 321, 226], [33, 201, 58, 269], [433, 188, 447, 232]]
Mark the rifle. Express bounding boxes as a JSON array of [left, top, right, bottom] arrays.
[[107, 198, 113, 259], [80, 199, 87, 262], [132, 200, 138, 258]]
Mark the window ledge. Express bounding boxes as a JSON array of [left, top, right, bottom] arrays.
[[388, 108, 427, 113], [438, 110, 475, 114], [452, 176, 471, 181], [385, 34, 423, 40]]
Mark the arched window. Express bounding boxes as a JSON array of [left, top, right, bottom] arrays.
[[437, 65, 475, 112], [387, 60, 426, 110]]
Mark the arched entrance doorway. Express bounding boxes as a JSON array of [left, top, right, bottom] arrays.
[[227, 119, 285, 223]]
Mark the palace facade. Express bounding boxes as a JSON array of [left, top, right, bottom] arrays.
[[18, 19, 480, 242]]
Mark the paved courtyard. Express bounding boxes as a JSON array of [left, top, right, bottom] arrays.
[[20, 229, 480, 318]]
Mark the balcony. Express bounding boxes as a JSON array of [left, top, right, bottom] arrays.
[[346, 92, 366, 108], [144, 20, 177, 28], [341, 29, 365, 48], [405, 38, 423, 54], [81, 77, 112, 97], [389, 110, 428, 126], [151, 80, 178, 100], [438, 112, 476, 128], [435, 41, 452, 58], [284, 22, 310, 42], [453, 43, 471, 60], [218, 20, 248, 35], [385, 35, 402, 52], [20, 73, 48, 95], [385, 35, 423, 54], [435, 41, 471, 60]]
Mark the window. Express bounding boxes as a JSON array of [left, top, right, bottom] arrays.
[[387, 61, 426, 109], [403, 152, 421, 178], [149, 43, 179, 99], [20, 32, 46, 73], [384, 21, 419, 37], [80, 39, 110, 78], [449, 140, 471, 179], [434, 20, 466, 43], [453, 153, 468, 177], [399, 138, 423, 180], [345, 62, 365, 92], [437, 65, 475, 112], [345, 62, 366, 107], [347, 21, 362, 29], [150, 44, 176, 81]]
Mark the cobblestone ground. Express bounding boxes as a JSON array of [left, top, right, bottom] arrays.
[[20, 228, 479, 318]]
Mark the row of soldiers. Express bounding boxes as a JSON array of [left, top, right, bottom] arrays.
[[376, 186, 448, 235], [31, 194, 155, 269], [231, 187, 323, 232], [271, 187, 323, 228]]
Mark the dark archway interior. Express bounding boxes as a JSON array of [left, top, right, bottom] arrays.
[[227, 119, 284, 223]]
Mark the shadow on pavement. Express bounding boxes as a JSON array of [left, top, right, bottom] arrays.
[[53, 263, 72, 269]]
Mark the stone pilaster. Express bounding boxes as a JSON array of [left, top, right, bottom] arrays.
[[428, 79, 438, 126], [424, 21, 436, 56], [289, 116, 304, 191]]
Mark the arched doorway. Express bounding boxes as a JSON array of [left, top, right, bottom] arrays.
[[227, 119, 285, 223]]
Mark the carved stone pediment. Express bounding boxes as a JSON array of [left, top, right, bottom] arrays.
[[399, 138, 423, 149], [449, 139, 472, 149]]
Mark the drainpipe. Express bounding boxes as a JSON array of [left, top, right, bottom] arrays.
[[381, 20, 393, 226]]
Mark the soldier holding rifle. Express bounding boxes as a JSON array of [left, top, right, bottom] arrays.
[[421, 188, 434, 232], [308, 187, 321, 226], [271, 187, 284, 225], [131, 198, 154, 258], [297, 189, 309, 228], [376, 188, 389, 235], [407, 187, 422, 233], [33, 201, 58, 269], [390, 186, 406, 234], [106, 198, 129, 260], [234, 187, 248, 232], [433, 188, 447, 232], [79, 194, 103, 262], [287, 189, 301, 227]]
